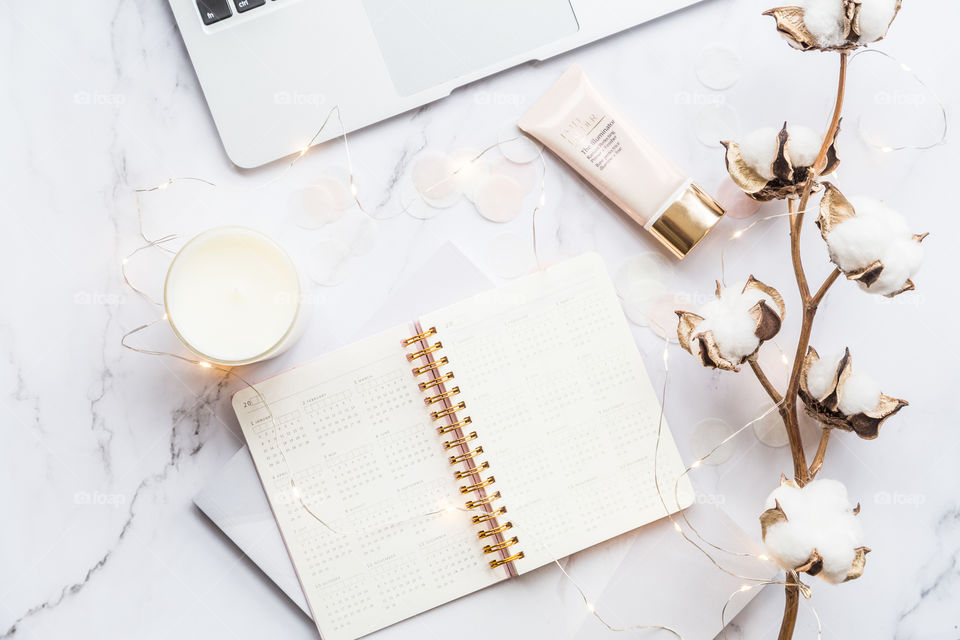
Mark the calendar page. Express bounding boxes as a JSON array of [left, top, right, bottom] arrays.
[[232, 324, 505, 640], [419, 253, 695, 574]]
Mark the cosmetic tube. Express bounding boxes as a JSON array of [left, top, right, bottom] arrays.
[[519, 64, 724, 258]]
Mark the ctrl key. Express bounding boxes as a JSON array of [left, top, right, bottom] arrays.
[[196, 0, 232, 25], [234, 0, 266, 12]]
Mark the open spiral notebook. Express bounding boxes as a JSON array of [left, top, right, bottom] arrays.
[[231, 253, 694, 640]]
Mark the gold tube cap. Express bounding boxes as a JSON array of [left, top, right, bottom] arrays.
[[648, 183, 725, 259]]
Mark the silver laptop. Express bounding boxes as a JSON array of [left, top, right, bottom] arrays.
[[169, 0, 703, 168]]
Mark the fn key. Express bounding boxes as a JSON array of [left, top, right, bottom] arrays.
[[196, 0, 232, 25]]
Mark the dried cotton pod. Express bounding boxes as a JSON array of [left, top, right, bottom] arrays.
[[817, 184, 927, 297], [722, 122, 839, 201], [764, 0, 901, 52], [761, 476, 870, 583], [676, 277, 785, 372], [799, 347, 907, 438]]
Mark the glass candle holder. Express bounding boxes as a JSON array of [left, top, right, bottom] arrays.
[[164, 226, 307, 366]]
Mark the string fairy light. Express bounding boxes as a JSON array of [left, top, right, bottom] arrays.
[[719, 209, 807, 287], [849, 48, 949, 154], [119, 106, 845, 638]]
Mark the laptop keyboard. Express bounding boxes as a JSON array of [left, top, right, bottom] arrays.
[[196, 0, 267, 25]]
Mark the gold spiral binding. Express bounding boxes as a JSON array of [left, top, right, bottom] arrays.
[[425, 387, 461, 406], [403, 327, 522, 572], [477, 521, 512, 538], [437, 416, 472, 434], [490, 551, 525, 568], [460, 476, 496, 494], [472, 507, 507, 524], [402, 326, 437, 346], [407, 342, 443, 361], [419, 372, 455, 391], [483, 537, 519, 554], [465, 491, 501, 509], [431, 402, 466, 421], [412, 357, 448, 376], [443, 431, 478, 449], [454, 461, 490, 479], [449, 447, 484, 465]]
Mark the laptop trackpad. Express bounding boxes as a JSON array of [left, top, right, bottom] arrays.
[[361, 0, 579, 96]]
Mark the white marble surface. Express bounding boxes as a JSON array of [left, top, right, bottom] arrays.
[[1, 1, 957, 639]]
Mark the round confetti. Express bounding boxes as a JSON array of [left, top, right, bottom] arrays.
[[490, 159, 538, 196], [486, 233, 532, 279], [399, 182, 442, 220], [412, 151, 461, 208], [691, 418, 736, 466], [716, 177, 761, 219], [695, 45, 741, 90], [645, 292, 686, 342], [752, 403, 790, 448], [290, 177, 353, 228], [693, 104, 740, 148], [306, 238, 351, 286], [475, 174, 526, 223], [615, 253, 675, 291], [498, 124, 542, 164], [620, 279, 668, 327], [450, 149, 492, 202]]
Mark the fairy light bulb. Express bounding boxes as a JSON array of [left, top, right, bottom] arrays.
[[586, 602, 596, 613]]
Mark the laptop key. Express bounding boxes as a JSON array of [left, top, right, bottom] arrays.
[[234, 0, 266, 12], [196, 0, 232, 25]]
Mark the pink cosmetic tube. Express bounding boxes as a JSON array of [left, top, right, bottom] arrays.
[[519, 64, 724, 259]]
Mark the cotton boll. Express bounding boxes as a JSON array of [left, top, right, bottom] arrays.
[[806, 352, 842, 399], [800, 0, 847, 47], [740, 127, 780, 180], [697, 311, 762, 360], [763, 479, 865, 583], [692, 282, 778, 361], [856, 0, 899, 42], [826, 216, 895, 272], [847, 197, 911, 237], [764, 522, 817, 570], [787, 125, 822, 167], [860, 236, 924, 295], [838, 370, 881, 415]]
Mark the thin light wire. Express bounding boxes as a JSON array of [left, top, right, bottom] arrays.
[[720, 210, 807, 287], [120, 108, 842, 637], [850, 48, 949, 153]]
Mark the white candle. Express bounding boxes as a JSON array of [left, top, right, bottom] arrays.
[[164, 226, 305, 365]]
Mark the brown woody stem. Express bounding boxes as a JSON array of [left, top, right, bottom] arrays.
[[809, 429, 831, 479], [775, 50, 849, 640], [778, 573, 801, 640]]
